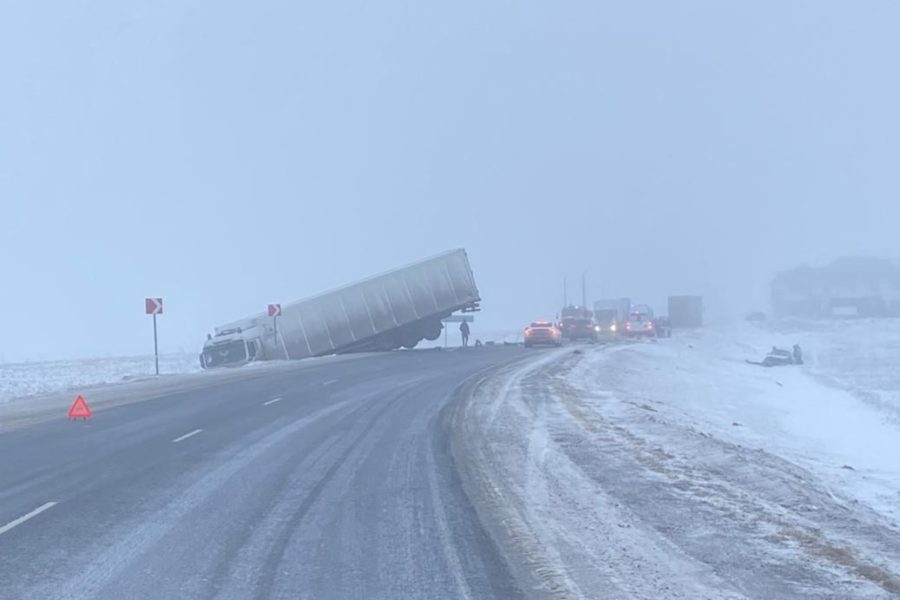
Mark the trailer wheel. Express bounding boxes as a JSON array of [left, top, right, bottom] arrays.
[[422, 319, 443, 341], [400, 331, 422, 349]]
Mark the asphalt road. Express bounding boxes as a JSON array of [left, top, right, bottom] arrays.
[[0, 347, 530, 600]]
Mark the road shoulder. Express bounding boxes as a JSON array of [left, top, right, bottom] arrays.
[[449, 345, 900, 599]]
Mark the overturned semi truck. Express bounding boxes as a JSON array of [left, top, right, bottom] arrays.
[[200, 249, 481, 368]]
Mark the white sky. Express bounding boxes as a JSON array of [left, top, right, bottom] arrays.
[[2, 1, 898, 360]]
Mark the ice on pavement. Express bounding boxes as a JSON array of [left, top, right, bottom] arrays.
[[0, 354, 201, 405]]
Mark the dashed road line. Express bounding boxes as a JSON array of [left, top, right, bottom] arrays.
[[172, 429, 203, 443], [323, 379, 339, 386], [0, 502, 58, 536], [263, 397, 283, 406]]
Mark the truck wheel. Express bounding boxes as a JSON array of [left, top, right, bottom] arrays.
[[422, 319, 443, 341], [399, 330, 422, 349]]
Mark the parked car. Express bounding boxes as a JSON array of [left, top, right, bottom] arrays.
[[524, 320, 562, 347]]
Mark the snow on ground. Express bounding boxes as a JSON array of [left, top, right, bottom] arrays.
[[759, 317, 900, 426], [598, 320, 900, 521], [0, 354, 201, 404], [0, 351, 368, 431], [452, 322, 900, 599]]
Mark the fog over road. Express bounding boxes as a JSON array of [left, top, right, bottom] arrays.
[[0, 347, 529, 600]]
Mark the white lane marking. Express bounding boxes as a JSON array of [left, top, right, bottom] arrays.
[[263, 397, 282, 406], [323, 379, 338, 386], [172, 429, 203, 443], [0, 501, 58, 536]]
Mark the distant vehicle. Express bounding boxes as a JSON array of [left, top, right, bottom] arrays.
[[200, 249, 481, 368], [668, 295, 703, 328], [654, 315, 672, 338], [593, 298, 631, 334], [524, 321, 562, 347], [624, 304, 655, 337], [593, 308, 619, 334], [559, 304, 597, 341], [747, 345, 801, 367]]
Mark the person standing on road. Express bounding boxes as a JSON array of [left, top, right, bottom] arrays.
[[459, 320, 470, 347]]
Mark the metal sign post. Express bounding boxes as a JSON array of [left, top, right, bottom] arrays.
[[268, 304, 285, 359], [152, 313, 159, 375], [145, 298, 164, 375]]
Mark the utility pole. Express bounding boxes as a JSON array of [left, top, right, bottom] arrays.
[[563, 277, 568, 307]]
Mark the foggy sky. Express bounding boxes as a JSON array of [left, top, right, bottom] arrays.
[[2, 1, 899, 361]]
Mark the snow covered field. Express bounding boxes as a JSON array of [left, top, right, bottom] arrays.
[[0, 354, 201, 405], [452, 321, 900, 599], [626, 319, 900, 520]]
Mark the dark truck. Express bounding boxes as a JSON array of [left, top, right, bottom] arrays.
[[200, 249, 481, 368], [559, 304, 597, 341]]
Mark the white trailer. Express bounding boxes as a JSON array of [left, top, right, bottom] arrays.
[[201, 249, 481, 368]]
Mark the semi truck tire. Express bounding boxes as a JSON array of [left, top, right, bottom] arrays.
[[422, 319, 443, 341], [399, 329, 423, 349]]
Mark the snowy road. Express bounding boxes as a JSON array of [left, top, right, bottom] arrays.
[[4, 323, 900, 599], [0, 348, 528, 600], [452, 335, 900, 599]]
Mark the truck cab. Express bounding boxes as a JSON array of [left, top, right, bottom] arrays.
[[593, 298, 631, 335], [593, 308, 619, 334], [200, 324, 269, 369]]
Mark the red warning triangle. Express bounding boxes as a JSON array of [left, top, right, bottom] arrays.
[[68, 395, 93, 420]]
